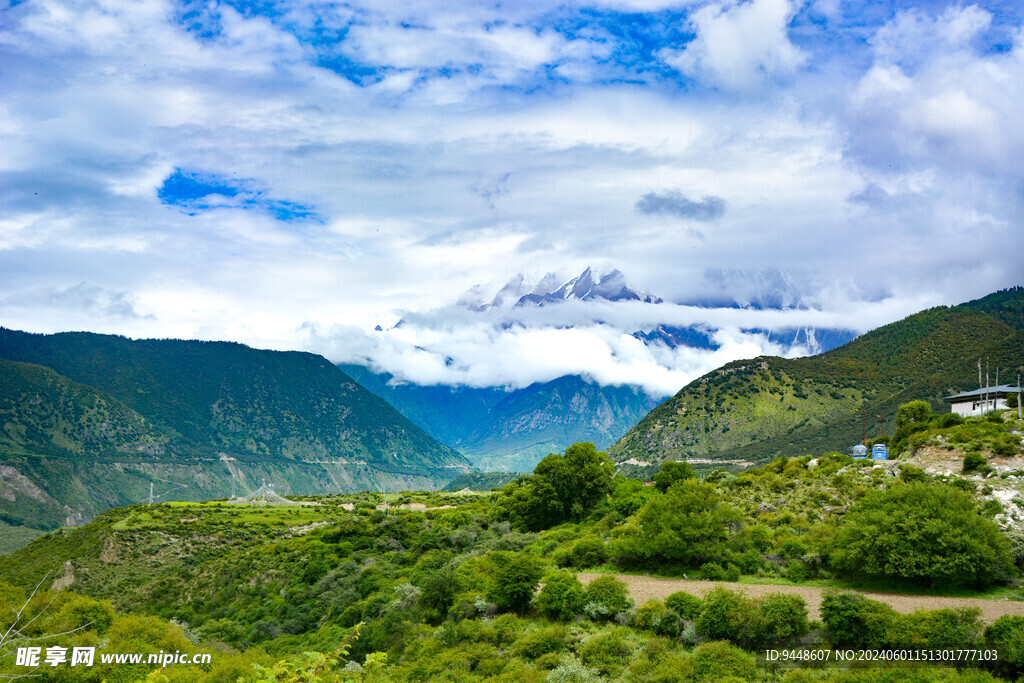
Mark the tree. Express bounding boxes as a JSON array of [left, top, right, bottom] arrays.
[[418, 563, 461, 617], [496, 443, 614, 531], [534, 442, 615, 522], [612, 479, 735, 568], [488, 553, 544, 614], [653, 460, 696, 493], [896, 400, 932, 429], [828, 482, 1016, 587]]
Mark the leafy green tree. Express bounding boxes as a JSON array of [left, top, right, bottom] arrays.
[[494, 476, 562, 532], [894, 400, 934, 450], [829, 482, 1016, 587], [612, 479, 735, 568], [897, 400, 932, 429], [418, 563, 461, 618], [488, 553, 544, 614], [495, 443, 614, 531], [534, 442, 615, 522], [652, 460, 696, 492], [606, 476, 654, 518]]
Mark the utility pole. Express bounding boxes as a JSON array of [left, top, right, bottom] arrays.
[[147, 482, 155, 506], [986, 358, 990, 414]]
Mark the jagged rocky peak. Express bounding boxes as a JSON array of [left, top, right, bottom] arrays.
[[520, 267, 662, 306], [460, 267, 662, 311]]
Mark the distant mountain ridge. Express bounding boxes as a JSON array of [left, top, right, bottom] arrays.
[[609, 287, 1024, 470], [347, 267, 859, 470], [340, 365, 663, 472], [515, 267, 663, 307], [0, 329, 470, 534]]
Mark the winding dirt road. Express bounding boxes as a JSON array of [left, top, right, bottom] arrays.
[[577, 573, 1024, 623]]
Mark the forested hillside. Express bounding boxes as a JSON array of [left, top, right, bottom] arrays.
[[611, 289, 1024, 469], [0, 329, 470, 540]]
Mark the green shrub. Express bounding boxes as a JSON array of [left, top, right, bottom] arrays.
[[664, 591, 702, 620], [951, 477, 977, 491], [535, 571, 586, 621], [934, 413, 964, 428], [744, 524, 773, 552], [700, 562, 727, 581], [646, 654, 694, 683], [551, 550, 572, 568], [900, 465, 928, 482], [962, 452, 988, 474], [893, 607, 983, 649], [418, 563, 461, 617], [569, 537, 608, 568], [632, 599, 668, 631], [579, 627, 634, 678], [689, 641, 758, 682], [821, 592, 897, 649], [546, 657, 604, 683], [985, 615, 1024, 678], [511, 624, 568, 659], [992, 434, 1021, 456], [752, 593, 809, 647], [489, 553, 544, 614], [695, 587, 747, 643], [582, 575, 632, 619], [828, 482, 1015, 587]]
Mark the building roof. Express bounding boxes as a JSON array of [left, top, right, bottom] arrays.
[[945, 385, 1021, 401]]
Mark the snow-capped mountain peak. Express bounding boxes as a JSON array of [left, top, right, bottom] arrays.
[[511, 267, 662, 308]]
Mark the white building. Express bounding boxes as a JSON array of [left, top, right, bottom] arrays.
[[945, 385, 1021, 417]]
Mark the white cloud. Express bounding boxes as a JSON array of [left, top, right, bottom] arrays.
[[663, 0, 806, 90], [1, 0, 1022, 399]]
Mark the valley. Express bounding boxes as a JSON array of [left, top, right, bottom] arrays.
[[1, 287, 1023, 682]]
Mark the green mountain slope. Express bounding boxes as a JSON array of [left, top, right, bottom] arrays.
[[341, 366, 664, 472], [458, 375, 661, 471], [0, 329, 471, 536], [610, 288, 1024, 469], [337, 364, 508, 446]]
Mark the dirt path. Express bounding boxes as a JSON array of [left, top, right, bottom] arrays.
[[577, 573, 1024, 624]]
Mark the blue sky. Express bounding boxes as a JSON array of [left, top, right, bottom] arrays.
[[1, 0, 1022, 393]]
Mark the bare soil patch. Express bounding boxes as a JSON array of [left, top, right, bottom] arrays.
[[577, 573, 1024, 623]]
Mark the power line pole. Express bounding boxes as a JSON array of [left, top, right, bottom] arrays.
[[147, 482, 155, 506], [986, 358, 990, 414]]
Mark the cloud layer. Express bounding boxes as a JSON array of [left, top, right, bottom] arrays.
[[1, 0, 1022, 395]]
